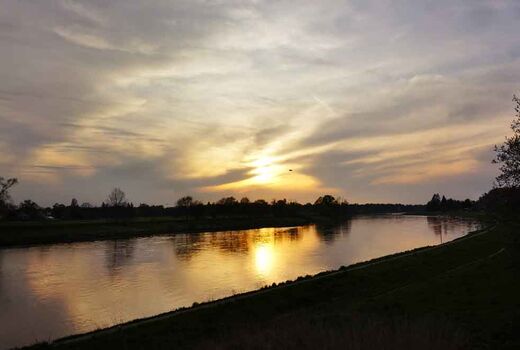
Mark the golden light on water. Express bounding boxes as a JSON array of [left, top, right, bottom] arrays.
[[254, 243, 275, 276]]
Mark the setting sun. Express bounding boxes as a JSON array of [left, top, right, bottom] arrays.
[[250, 157, 281, 185]]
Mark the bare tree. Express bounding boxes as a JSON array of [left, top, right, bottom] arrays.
[[0, 177, 18, 205], [106, 187, 127, 207], [176, 196, 194, 207], [494, 95, 520, 187]]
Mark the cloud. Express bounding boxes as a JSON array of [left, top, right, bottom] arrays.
[[1, 0, 519, 205]]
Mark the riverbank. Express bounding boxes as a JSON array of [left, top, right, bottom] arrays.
[[0, 216, 316, 247], [0, 212, 483, 248], [25, 221, 520, 349], [405, 209, 487, 219]]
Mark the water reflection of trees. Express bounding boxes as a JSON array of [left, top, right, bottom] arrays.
[[426, 217, 476, 244], [315, 220, 352, 244], [209, 231, 250, 254], [171, 226, 307, 261], [275, 227, 301, 241], [104, 240, 136, 273], [171, 234, 204, 261]]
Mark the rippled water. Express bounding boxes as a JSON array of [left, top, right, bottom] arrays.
[[0, 215, 480, 349]]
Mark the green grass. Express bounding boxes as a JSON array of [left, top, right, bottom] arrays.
[[24, 222, 520, 349], [0, 216, 311, 247]]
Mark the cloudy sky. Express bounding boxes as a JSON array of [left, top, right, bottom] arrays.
[[1, 0, 519, 206]]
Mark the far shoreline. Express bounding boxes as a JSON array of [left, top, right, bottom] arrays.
[[0, 212, 484, 248], [0, 216, 313, 248]]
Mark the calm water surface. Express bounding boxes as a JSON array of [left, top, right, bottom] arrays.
[[0, 215, 480, 349]]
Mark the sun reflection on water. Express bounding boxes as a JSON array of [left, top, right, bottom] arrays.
[[254, 243, 275, 277]]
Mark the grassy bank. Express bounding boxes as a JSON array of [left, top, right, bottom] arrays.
[[26, 222, 520, 350], [0, 216, 315, 247]]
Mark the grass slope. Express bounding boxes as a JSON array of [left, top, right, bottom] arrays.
[[25, 222, 520, 350]]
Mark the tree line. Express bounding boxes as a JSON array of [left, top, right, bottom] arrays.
[[0, 188, 350, 221], [0, 184, 426, 221]]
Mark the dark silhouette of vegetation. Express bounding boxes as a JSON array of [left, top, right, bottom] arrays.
[[0, 177, 18, 218], [478, 187, 520, 218], [425, 193, 474, 212], [106, 187, 128, 207], [3, 185, 422, 223], [0, 177, 17, 203], [17, 200, 43, 220], [493, 95, 520, 187], [176, 196, 196, 207], [477, 95, 520, 220], [0, 186, 428, 246]]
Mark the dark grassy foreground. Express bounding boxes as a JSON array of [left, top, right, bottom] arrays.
[[0, 216, 311, 247], [25, 221, 520, 350]]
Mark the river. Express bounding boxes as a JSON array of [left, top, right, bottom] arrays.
[[0, 215, 480, 349]]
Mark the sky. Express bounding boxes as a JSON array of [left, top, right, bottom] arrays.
[[1, 0, 519, 206]]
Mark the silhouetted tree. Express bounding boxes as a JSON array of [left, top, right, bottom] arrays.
[[70, 198, 79, 207], [336, 196, 349, 205], [106, 188, 127, 207], [426, 194, 441, 211], [478, 187, 520, 216], [217, 197, 237, 205], [426, 194, 474, 212], [441, 195, 447, 211], [494, 95, 520, 187], [177, 196, 194, 207], [18, 200, 42, 220], [51, 203, 66, 219], [176, 196, 203, 218], [314, 195, 338, 206], [240, 197, 250, 204]]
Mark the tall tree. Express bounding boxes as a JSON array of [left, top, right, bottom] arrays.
[[426, 193, 441, 211], [493, 95, 520, 187]]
